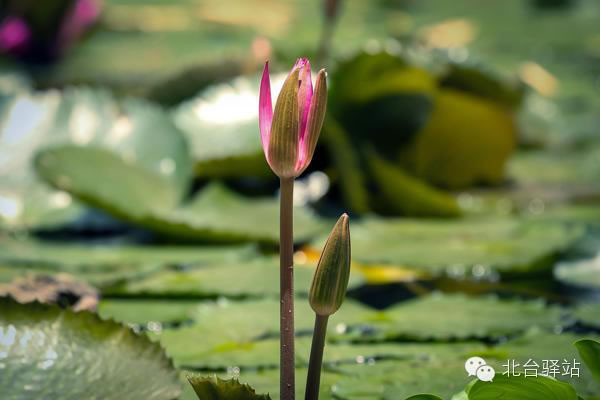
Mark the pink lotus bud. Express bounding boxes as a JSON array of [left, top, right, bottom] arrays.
[[259, 58, 328, 178]]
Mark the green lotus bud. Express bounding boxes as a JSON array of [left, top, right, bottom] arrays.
[[309, 213, 351, 316]]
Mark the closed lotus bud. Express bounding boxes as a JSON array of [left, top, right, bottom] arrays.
[[259, 58, 328, 178], [309, 214, 351, 316]]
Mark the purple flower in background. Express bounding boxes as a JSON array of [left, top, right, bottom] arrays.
[[0, 0, 101, 62], [58, 0, 101, 48], [0, 17, 31, 53], [259, 58, 328, 178]]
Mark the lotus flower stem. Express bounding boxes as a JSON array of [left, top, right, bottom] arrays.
[[305, 314, 328, 400], [259, 57, 328, 400], [305, 214, 351, 400], [279, 176, 295, 400]]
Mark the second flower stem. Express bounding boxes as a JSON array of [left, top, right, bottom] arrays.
[[305, 314, 329, 400], [280, 177, 295, 400]]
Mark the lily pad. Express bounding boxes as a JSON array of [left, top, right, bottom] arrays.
[[0, 297, 180, 400], [180, 368, 340, 400], [573, 303, 599, 328], [106, 256, 364, 298], [144, 183, 325, 243], [316, 216, 582, 275], [331, 342, 489, 400], [575, 339, 600, 384], [187, 375, 271, 400], [555, 256, 600, 290], [466, 375, 578, 400], [336, 293, 563, 342], [98, 299, 203, 325], [172, 74, 286, 178], [155, 294, 562, 369], [508, 145, 600, 187], [488, 332, 600, 398], [1, 86, 192, 231], [156, 299, 372, 369], [36, 145, 324, 242], [0, 237, 255, 287], [333, 332, 600, 400]]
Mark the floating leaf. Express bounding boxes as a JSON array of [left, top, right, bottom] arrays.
[[367, 150, 460, 217], [490, 332, 600, 397], [575, 339, 600, 384], [508, 145, 600, 187], [36, 147, 324, 242], [0, 274, 98, 311], [172, 75, 287, 178], [180, 368, 340, 400], [314, 216, 581, 275], [573, 303, 599, 328], [144, 183, 325, 243], [335, 293, 562, 342], [466, 375, 577, 400], [0, 237, 255, 288], [187, 375, 271, 400], [157, 299, 371, 369], [331, 342, 488, 400], [155, 294, 562, 369], [0, 297, 180, 400], [439, 64, 524, 109], [333, 332, 600, 400], [108, 256, 364, 298], [1, 86, 192, 231], [98, 299, 203, 325], [555, 256, 600, 290]]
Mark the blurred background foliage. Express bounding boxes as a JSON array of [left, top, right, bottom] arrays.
[[1, 0, 600, 399]]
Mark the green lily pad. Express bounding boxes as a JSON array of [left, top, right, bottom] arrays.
[[573, 303, 599, 328], [466, 375, 577, 400], [1, 86, 192, 231], [0, 237, 255, 288], [156, 299, 371, 369], [331, 342, 488, 400], [144, 183, 325, 243], [318, 216, 582, 275], [575, 339, 600, 384], [155, 294, 561, 370], [0, 297, 180, 400], [98, 299, 203, 325], [172, 74, 287, 178], [180, 368, 340, 400], [488, 332, 600, 398], [187, 375, 271, 400], [333, 332, 600, 400], [555, 256, 600, 290], [36, 145, 323, 242], [508, 145, 600, 187], [0, 91, 82, 231], [106, 256, 364, 298], [336, 293, 563, 342]]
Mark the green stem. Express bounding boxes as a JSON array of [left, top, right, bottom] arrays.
[[280, 177, 295, 400], [305, 314, 329, 400]]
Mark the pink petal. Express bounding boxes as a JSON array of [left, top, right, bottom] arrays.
[[297, 59, 313, 148], [291, 57, 308, 75], [296, 69, 327, 175], [259, 61, 273, 157], [59, 0, 101, 48], [0, 17, 31, 52]]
